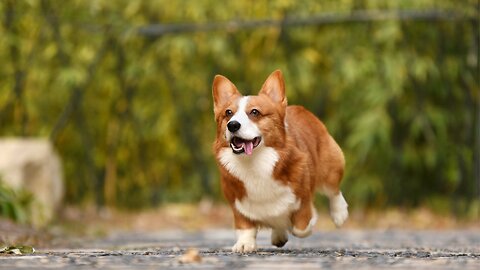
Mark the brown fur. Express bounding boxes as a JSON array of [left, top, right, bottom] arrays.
[[213, 70, 345, 232]]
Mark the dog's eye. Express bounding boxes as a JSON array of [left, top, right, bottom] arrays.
[[225, 109, 233, 116], [250, 109, 260, 116]]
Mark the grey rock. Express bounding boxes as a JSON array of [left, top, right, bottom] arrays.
[[0, 138, 63, 226]]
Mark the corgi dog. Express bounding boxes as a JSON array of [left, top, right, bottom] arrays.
[[212, 70, 348, 253]]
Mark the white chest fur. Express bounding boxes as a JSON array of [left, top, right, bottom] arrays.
[[218, 146, 300, 229]]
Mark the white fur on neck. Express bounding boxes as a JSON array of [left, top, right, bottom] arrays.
[[219, 146, 300, 229]]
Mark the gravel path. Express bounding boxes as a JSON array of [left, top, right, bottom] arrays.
[[1, 229, 479, 269]]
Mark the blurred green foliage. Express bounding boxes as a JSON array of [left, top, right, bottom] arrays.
[[0, 180, 33, 223], [0, 0, 478, 214]]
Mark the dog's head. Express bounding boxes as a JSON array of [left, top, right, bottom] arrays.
[[212, 70, 288, 156]]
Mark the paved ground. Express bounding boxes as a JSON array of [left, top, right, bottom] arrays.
[[1, 229, 479, 269]]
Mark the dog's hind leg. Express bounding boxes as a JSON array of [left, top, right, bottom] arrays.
[[326, 190, 349, 227]]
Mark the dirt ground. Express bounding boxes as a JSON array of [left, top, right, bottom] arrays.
[[1, 229, 479, 269], [1, 203, 479, 269]]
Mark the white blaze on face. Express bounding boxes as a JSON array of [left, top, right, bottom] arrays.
[[226, 96, 261, 145]]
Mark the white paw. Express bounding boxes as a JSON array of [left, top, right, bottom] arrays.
[[292, 226, 313, 238], [292, 205, 317, 238], [232, 240, 257, 253], [330, 192, 349, 227], [232, 229, 257, 253], [271, 229, 288, 247]]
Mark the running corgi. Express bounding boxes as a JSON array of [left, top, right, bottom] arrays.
[[212, 70, 348, 253]]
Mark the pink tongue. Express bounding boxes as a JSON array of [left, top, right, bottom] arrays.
[[244, 141, 254, 155]]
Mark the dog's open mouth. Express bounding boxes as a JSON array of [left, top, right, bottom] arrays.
[[230, 136, 261, 155]]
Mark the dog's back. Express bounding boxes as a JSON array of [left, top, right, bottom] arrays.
[[286, 105, 345, 195]]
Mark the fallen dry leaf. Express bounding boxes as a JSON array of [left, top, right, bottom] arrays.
[[178, 248, 202, 263], [0, 245, 35, 255]]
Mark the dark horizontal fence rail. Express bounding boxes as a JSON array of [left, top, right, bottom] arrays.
[[137, 9, 478, 36]]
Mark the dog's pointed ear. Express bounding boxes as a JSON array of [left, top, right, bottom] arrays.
[[212, 75, 240, 110], [259, 70, 287, 107]]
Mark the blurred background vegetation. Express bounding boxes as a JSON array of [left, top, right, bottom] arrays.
[[0, 179, 32, 224], [0, 0, 478, 217]]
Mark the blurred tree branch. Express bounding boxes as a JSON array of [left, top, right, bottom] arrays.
[[0, 0, 28, 135], [41, 0, 108, 142], [137, 10, 477, 37], [41, 0, 109, 207], [475, 2, 480, 199]]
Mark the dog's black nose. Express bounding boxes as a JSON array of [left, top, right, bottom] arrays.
[[227, 121, 241, 132]]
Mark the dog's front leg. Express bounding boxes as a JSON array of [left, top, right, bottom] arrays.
[[271, 228, 288, 247], [233, 228, 257, 253], [291, 199, 318, 238], [231, 208, 258, 253]]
